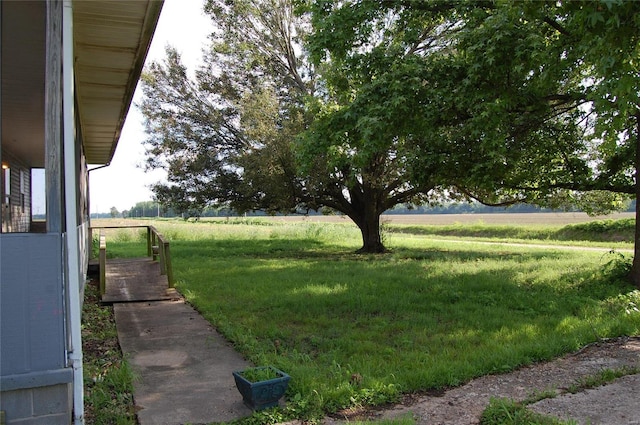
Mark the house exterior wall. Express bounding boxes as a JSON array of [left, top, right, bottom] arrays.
[[1, 0, 162, 422], [0, 234, 72, 425], [0, 2, 75, 424]]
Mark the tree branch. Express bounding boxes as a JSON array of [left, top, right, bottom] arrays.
[[456, 187, 525, 207], [543, 17, 571, 37]]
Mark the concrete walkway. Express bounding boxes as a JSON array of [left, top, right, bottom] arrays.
[[530, 374, 640, 425], [114, 298, 253, 425]]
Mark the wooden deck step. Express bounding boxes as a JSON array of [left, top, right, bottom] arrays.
[[102, 257, 178, 304]]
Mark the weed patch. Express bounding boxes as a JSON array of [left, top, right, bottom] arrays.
[[567, 366, 640, 394], [480, 398, 576, 425], [82, 280, 136, 424]]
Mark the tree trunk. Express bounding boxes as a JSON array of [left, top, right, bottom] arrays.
[[631, 113, 640, 289], [355, 210, 386, 253]]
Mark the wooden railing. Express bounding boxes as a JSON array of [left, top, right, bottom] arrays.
[[90, 225, 174, 295], [99, 230, 106, 295], [147, 225, 174, 288]]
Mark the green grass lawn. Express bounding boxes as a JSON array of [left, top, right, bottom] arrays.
[[104, 218, 640, 422]]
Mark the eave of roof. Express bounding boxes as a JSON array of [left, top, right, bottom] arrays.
[[73, 0, 163, 165]]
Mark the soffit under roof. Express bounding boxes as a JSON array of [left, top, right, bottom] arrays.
[[1, 1, 46, 168], [74, 0, 163, 165]]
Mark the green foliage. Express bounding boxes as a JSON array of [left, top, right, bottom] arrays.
[[140, 0, 311, 217], [100, 227, 148, 258], [126, 200, 163, 218], [604, 290, 640, 317], [521, 389, 560, 406], [601, 249, 634, 281], [563, 219, 635, 236], [349, 415, 416, 425], [304, 0, 640, 258], [84, 361, 136, 425], [482, 365, 640, 425], [480, 398, 576, 425], [91, 232, 100, 259], [141, 0, 423, 252]]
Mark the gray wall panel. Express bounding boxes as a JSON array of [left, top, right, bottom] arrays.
[[1, 233, 65, 377]]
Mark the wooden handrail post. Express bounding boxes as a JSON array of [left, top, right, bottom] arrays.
[[151, 227, 159, 261], [147, 227, 152, 257], [89, 227, 94, 259], [99, 231, 106, 296], [158, 237, 166, 275], [147, 225, 174, 287], [164, 241, 174, 288]]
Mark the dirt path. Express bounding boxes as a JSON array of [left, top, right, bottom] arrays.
[[323, 337, 640, 425]]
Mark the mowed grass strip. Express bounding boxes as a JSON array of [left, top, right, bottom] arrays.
[[105, 219, 640, 419]]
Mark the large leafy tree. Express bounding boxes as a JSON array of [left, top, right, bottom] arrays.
[[139, 0, 447, 253], [140, 0, 310, 216], [294, 2, 474, 252], [306, 0, 640, 285]]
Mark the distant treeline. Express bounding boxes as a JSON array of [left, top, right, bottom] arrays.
[[384, 202, 637, 215], [88, 200, 636, 219]]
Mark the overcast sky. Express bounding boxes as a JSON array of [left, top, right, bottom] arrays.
[[88, 0, 212, 213]]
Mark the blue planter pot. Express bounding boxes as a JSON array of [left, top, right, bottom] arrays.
[[232, 366, 291, 410]]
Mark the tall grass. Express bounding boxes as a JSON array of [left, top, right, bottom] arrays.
[[387, 218, 634, 248], [105, 218, 640, 421]]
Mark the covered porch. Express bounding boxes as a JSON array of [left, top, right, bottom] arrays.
[[0, 1, 163, 424]]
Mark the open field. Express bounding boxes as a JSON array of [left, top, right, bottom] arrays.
[[92, 212, 635, 228], [95, 218, 640, 422], [92, 212, 636, 251]]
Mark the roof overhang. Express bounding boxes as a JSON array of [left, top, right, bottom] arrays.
[[74, 0, 163, 165], [0, 0, 162, 168]]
